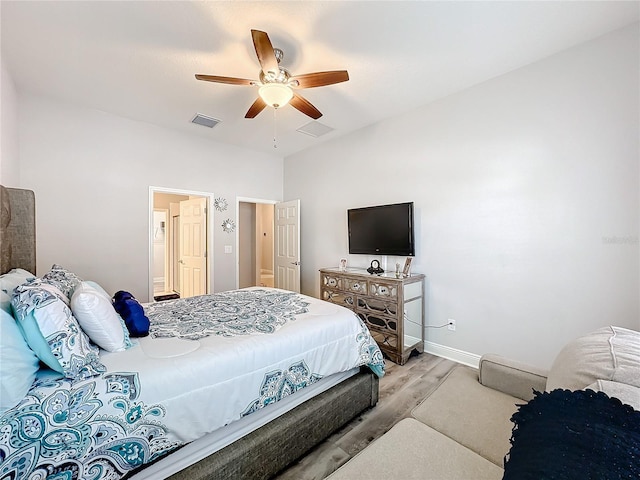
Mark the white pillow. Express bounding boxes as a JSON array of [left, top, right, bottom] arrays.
[[546, 326, 640, 391], [586, 380, 640, 411], [71, 281, 130, 352]]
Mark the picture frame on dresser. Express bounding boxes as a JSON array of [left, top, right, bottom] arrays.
[[402, 257, 413, 276]]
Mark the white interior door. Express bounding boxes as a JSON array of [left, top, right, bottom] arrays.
[[274, 199, 300, 293], [179, 198, 207, 297]]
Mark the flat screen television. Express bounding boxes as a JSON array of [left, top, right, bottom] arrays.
[[348, 202, 415, 256]]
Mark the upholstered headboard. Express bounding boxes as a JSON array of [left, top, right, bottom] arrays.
[[0, 185, 36, 275]]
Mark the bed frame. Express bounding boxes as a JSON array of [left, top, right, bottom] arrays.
[[165, 369, 378, 480], [0, 184, 380, 479]]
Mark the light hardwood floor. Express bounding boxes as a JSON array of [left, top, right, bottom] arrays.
[[273, 353, 460, 480]]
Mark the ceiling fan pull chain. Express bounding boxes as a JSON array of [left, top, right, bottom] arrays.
[[273, 108, 278, 149]]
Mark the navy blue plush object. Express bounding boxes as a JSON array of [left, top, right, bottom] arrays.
[[112, 291, 150, 337], [503, 388, 640, 480]]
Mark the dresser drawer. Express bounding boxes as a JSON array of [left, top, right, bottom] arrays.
[[343, 277, 368, 295], [321, 273, 344, 290], [368, 281, 397, 299], [369, 329, 398, 351], [357, 297, 398, 317], [321, 289, 356, 309], [358, 311, 398, 334]]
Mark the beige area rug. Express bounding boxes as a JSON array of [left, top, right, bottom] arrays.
[[326, 418, 503, 480], [411, 365, 523, 467]]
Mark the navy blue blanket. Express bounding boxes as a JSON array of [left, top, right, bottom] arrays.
[[503, 388, 640, 480]]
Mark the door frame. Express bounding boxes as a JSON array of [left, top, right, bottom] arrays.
[[152, 208, 170, 295], [235, 196, 278, 289], [149, 186, 215, 301]]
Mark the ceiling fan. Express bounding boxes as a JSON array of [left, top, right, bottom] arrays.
[[195, 29, 349, 120]]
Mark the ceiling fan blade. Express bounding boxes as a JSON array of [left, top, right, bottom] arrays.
[[195, 74, 254, 86], [290, 70, 349, 89], [251, 29, 279, 77], [245, 97, 267, 118], [290, 93, 322, 119]]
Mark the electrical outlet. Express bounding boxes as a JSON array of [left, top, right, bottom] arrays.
[[448, 319, 456, 331]]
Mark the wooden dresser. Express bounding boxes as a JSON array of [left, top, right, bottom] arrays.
[[319, 267, 425, 365]]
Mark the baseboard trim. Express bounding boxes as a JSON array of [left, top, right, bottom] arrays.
[[424, 341, 481, 368]]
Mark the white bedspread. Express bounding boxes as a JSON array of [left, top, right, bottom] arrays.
[[101, 288, 384, 444]]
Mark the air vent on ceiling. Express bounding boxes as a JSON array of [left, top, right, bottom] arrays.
[[191, 113, 221, 128], [296, 121, 334, 138]]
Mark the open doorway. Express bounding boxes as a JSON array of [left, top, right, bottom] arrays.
[[238, 200, 275, 289], [149, 187, 214, 302], [237, 198, 301, 293]]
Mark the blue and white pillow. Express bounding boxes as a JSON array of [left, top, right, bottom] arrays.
[[12, 279, 105, 380], [41, 264, 82, 300]]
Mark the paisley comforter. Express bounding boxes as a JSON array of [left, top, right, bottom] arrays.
[[0, 288, 385, 479]]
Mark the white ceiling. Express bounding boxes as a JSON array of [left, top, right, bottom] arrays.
[[2, 1, 638, 157]]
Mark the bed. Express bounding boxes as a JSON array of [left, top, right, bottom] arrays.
[[0, 185, 383, 480]]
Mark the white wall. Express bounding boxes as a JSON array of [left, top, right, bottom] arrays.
[[18, 94, 283, 301], [284, 24, 640, 369], [1, 60, 20, 186]]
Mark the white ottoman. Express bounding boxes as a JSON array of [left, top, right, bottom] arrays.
[[327, 418, 503, 480]]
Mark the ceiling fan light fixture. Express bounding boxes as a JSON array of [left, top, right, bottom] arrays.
[[259, 83, 293, 108], [196, 30, 348, 120]]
